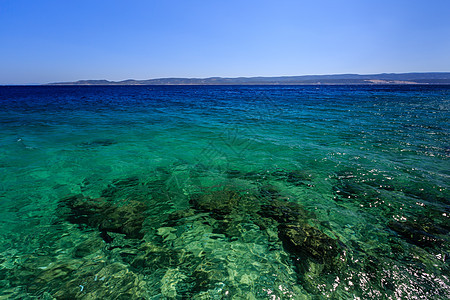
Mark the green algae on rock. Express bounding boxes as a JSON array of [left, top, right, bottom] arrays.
[[388, 218, 446, 248], [278, 223, 343, 266], [190, 190, 242, 216], [60, 194, 147, 239]]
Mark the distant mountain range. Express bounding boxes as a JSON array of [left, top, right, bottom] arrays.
[[48, 72, 450, 85]]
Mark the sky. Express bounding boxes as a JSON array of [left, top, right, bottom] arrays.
[[1, 0, 450, 84]]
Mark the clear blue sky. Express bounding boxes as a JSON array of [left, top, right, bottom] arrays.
[[1, 0, 450, 84]]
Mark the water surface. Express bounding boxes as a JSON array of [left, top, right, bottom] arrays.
[[0, 85, 448, 299]]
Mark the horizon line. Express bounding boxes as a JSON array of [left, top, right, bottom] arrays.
[[2, 71, 450, 86]]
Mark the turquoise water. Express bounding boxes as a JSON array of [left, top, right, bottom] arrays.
[[0, 85, 448, 299]]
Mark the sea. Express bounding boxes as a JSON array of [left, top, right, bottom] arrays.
[[0, 85, 448, 299]]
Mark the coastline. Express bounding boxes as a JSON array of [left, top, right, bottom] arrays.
[[44, 72, 450, 86]]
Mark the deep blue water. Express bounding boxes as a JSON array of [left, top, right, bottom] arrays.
[[0, 85, 449, 299]]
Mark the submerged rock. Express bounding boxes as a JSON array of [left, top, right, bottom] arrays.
[[165, 209, 197, 225], [258, 184, 285, 201], [259, 199, 311, 224], [99, 200, 147, 239], [190, 190, 242, 216], [188, 185, 345, 271], [61, 194, 147, 239], [258, 191, 345, 273], [79, 138, 117, 147], [388, 219, 445, 248], [333, 180, 368, 200], [175, 184, 346, 293], [226, 168, 313, 186], [61, 195, 108, 226], [272, 169, 313, 186], [187, 188, 268, 240], [278, 223, 343, 267]]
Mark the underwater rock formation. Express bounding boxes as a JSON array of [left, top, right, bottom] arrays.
[[79, 138, 117, 147], [259, 197, 345, 270], [271, 169, 313, 186], [278, 223, 342, 266], [188, 185, 345, 277], [60, 194, 147, 239], [259, 198, 311, 224], [388, 218, 446, 248], [226, 169, 314, 187], [188, 189, 264, 240], [49, 173, 351, 298], [190, 190, 242, 216]]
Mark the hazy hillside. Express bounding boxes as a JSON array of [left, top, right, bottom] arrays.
[[48, 72, 450, 85]]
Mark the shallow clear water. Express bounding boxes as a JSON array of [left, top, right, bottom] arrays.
[[0, 85, 448, 299]]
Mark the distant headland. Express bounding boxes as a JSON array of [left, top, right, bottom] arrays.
[[48, 72, 450, 85]]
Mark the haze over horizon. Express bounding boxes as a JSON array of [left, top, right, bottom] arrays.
[[1, 0, 450, 85]]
